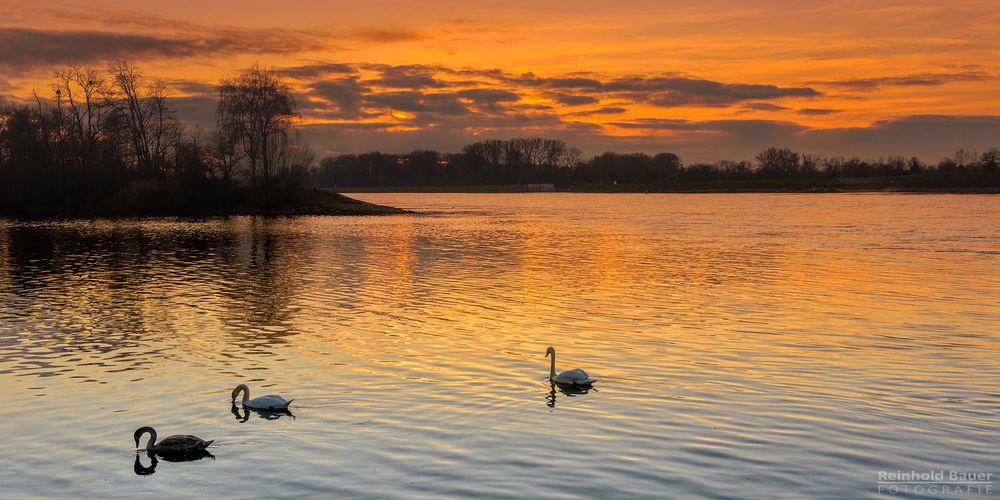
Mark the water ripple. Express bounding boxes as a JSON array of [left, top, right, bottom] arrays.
[[0, 194, 997, 498]]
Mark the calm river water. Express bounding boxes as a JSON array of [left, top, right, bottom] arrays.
[[0, 193, 997, 499]]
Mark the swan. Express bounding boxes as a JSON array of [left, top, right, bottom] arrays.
[[133, 427, 213, 456], [546, 346, 597, 386], [232, 383, 293, 410]]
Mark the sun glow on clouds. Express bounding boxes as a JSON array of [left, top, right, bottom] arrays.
[[1, 0, 998, 160]]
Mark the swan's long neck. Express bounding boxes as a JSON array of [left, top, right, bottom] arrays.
[[144, 428, 157, 451], [235, 384, 250, 403], [549, 352, 557, 378]]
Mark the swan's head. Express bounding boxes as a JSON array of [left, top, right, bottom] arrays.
[[134, 426, 154, 448], [232, 384, 249, 401], [545, 346, 555, 357]]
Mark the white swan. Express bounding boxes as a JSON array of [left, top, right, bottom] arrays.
[[546, 346, 597, 386], [232, 384, 293, 410]]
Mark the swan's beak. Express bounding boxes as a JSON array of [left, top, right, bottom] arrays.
[[545, 351, 550, 357]]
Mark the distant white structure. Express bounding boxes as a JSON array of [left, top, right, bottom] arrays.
[[523, 183, 556, 192]]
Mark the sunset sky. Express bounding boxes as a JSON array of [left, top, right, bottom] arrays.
[[2, 0, 998, 161]]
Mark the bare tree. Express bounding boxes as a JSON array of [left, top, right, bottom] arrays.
[[275, 131, 316, 192], [981, 148, 1000, 172], [53, 66, 105, 169], [102, 61, 176, 175], [953, 149, 977, 169], [207, 127, 244, 183], [217, 64, 297, 188], [756, 147, 800, 177]]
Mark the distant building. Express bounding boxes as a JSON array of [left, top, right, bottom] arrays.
[[523, 183, 556, 192]]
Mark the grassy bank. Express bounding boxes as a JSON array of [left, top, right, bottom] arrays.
[[258, 189, 412, 216]]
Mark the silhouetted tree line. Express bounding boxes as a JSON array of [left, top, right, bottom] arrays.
[[3, 62, 997, 208], [0, 62, 314, 215], [314, 138, 588, 187], [314, 144, 1000, 189]]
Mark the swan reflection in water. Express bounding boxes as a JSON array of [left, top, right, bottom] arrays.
[[133, 449, 214, 476], [231, 402, 295, 423], [546, 380, 595, 408]]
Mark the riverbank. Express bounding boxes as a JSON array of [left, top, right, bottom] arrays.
[[0, 188, 410, 218], [338, 185, 1000, 194], [271, 189, 412, 215], [333, 171, 1000, 194]]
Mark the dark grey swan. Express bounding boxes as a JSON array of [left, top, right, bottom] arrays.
[[133, 427, 213, 456]]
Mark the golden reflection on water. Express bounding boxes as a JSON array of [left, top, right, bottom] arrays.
[[0, 194, 998, 498]]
